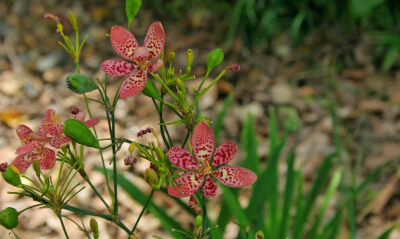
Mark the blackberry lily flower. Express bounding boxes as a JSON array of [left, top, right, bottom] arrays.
[[12, 109, 99, 173], [12, 124, 55, 173], [168, 121, 257, 198], [102, 22, 165, 98]]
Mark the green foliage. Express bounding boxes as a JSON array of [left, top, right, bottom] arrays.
[[126, 0, 142, 29], [206, 48, 224, 72], [142, 79, 162, 101], [63, 119, 100, 148]]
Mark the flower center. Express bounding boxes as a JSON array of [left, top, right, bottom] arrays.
[[199, 158, 212, 175]]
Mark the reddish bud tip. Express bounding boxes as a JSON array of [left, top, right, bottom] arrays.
[[124, 155, 138, 166], [228, 64, 242, 72], [137, 127, 153, 137], [0, 162, 8, 172], [70, 106, 80, 115], [44, 13, 60, 23]]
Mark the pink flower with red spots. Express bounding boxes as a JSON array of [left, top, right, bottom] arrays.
[[102, 22, 165, 98], [167, 121, 257, 198], [12, 108, 99, 173]]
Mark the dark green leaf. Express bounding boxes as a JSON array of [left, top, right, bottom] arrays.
[[2, 166, 21, 186]]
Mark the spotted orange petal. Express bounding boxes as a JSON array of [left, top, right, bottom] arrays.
[[119, 69, 147, 98], [203, 175, 218, 197], [102, 59, 137, 77], [16, 124, 33, 143], [168, 172, 204, 197], [40, 109, 63, 137], [12, 155, 33, 173], [49, 136, 71, 148], [147, 59, 163, 73], [110, 26, 139, 61], [212, 166, 257, 188], [37, 147, 56, 170], [211, 140, 237, 167], [192, 121, 215, 161], [168, 146, 199, 170], [16, 141, 44, 155], [144, 21, 165, 61]]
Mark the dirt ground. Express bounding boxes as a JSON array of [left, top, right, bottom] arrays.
[[1, 1, 400, 238]]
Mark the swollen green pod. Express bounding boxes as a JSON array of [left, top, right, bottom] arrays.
[[65, 73, 98, 94], [2, 166, 21, 187], [63, 119, 100, 148], [0, 207, 19, 229]]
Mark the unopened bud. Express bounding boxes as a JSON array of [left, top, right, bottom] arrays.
[[44, 13, 60, 23], [128, 142, 136, 154], [228, 64, 242, 72], [195, 215, 203, 227], [124, 155, 138, 166], [137, 127, 153, 137], [255, 230, 264, 239], [168, 51, 175, 66], [130, 235, 139, 239], [186, 49, 193, 66], [144, 168, 159, 189], [56, 22, 64, 34], [2, 166, 21, 187], [32, 160, 41, 178], [0, 163, 8, 173], [90, 218, 99, 239], [67, 12, 77, 30], [70, 106, 80, 115]]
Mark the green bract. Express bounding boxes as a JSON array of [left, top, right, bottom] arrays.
[[65, 73, 98, 94], [0, 207, 19, 229], [142, 80, 162, 101], [206, 48, 224, 72], [2, 166, 21, 187], [63, 119, 100, 148]]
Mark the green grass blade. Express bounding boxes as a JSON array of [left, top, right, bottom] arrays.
[[292, 153, 335, 239], [278, 150, 296, 239], [308, 169, 343, 239], [214, 93, 234, 144], [241, 114, 260, 174], [319, 210, 343, 239], [377, 225, 397, 239], [101, 169, 184, 238], [292, 170, 305, 239], [356, 161, 391, 195]]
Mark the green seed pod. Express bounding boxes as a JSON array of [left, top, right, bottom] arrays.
[[63, 119, 100, 148], [206, 48, 224, 72], [65, 73, 98, 94], [144, 168, 159, 189], [168, 51, 176, 66], [2, 166, 21, 187], [67, 12, 78, 32], [0, 207, 19, 229], [195, 215, 203, 228], [128, 142, 136, 154], [142, 79, 162, 101], [186, 49, 193, 66], [32, 160, 41, 178], [90, 218, 99, 239], [255, 230, 264, 239]]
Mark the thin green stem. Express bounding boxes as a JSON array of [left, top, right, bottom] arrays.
[[64, 205, 130, 234], [182, 131, 190, 148], [58, 214, 70, 239], [84, 176, 111, 212], [202, 195, 210, 237], [129, 189, 155, 237]]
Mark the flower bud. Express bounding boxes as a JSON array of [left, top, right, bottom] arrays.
[[128, 142, 136, 154], [56, 22, 64, 34], [130, 235, 139, 239], [195, 215, 203, 228], [0, 207, 19, 229], [186, 49, 193, 66], [32, 160, 41, 178], [0, 163, 8, 173], [255, 230, 264, 239], [2, 166, 21, 187], [228, 64, 242, 72], [144, 168, 159, 189], [67, 12, 78, 31], [90, 218, 99, 239], [44, 13, 60, 23], [168, 51, 176, 66]]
